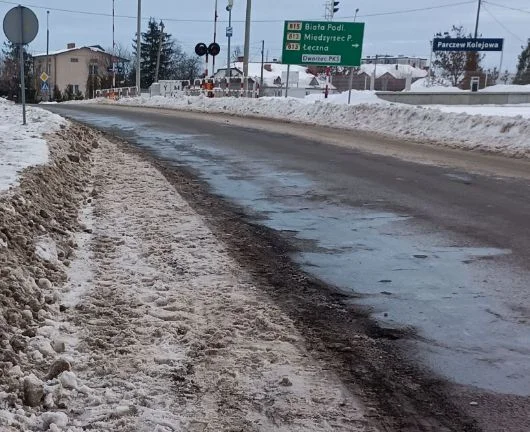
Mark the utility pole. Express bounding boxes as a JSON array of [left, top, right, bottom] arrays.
[[372, 54, 379, 91], [46, 10, 50, 101], [155, 22, 165, 83], [243, 0, 251, 94], [212, 0, 218, 75], [348, 8, 359, 104], [112, 0, 116, 89], [324, 0, 338, 99], [226, 0, 233, 79], [474, 0, 482, 38], [260, 39, 264, 97], [136, 0, 141, 95]]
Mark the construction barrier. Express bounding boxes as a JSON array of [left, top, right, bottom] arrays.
[[95, 87, 138, 99]]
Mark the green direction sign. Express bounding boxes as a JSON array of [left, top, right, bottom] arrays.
[[282, 21, 365, 67]]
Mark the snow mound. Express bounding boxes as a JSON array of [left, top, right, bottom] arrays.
[[410, 78, 464, 92], [0, 102, 66, 193], [304, 90, 386, 104], [481, 84, 530, 93]]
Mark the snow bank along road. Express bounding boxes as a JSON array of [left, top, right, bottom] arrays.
[[38, 103, 530, 432], [84, 93, 530, 159]]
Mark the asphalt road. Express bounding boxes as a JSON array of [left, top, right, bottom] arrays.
[[43, 104, 530, 401]]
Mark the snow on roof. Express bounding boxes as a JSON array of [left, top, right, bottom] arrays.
[[34, 45, 106, 58], [359, 64, 428, 79], [232, 62, 325, 88]]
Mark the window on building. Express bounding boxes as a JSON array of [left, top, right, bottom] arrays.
[[70, 58, 79, 63], [73, 85, 79, 93]]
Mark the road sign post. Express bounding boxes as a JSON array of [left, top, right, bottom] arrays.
[[282, 21, 364, 67], [3, 6, 39, 125]]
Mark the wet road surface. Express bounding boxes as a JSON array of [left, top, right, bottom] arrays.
[[43, 104, 530, 397]]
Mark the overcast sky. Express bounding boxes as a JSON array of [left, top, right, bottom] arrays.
[[1, 0, 529, 72]]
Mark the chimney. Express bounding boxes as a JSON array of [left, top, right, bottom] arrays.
[[67, 43, 76, 49], [264, 64, 272, 72]]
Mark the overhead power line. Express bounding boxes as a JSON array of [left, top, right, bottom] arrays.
[[0, 0, 481, 24], [483, 1, 530, 15], [346, 1, 476, 19], [482, 4, 526, 44]]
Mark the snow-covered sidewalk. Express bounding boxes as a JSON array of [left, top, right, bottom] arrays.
[[0, 99, 66, 193], [83, 94, 530, 158], [1, 131, 377, 431]]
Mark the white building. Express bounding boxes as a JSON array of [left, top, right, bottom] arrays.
[[363, 55, 428, 70]]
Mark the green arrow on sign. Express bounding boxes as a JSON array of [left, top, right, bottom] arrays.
[[282, 21, 365, 67]]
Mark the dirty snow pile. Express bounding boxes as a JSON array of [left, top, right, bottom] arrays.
[[0, 98, 66, 192], [0, 126, 98, 431], [90, 93, 530, 158]]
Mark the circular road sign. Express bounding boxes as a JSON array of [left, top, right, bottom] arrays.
[[3, 6, 39, 45]]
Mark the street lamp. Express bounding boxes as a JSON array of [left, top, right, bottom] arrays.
[[353, 8, 359, 22], [226, 0, 233, 78]]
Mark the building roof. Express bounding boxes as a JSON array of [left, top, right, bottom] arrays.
[[33, 45, 107, 58], [363, 55, 427, 60], [358, 64, 428, 79]]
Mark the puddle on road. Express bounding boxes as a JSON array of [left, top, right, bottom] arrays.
[[54, 109, 530, 396]]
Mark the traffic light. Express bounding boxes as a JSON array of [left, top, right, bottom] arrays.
[[208, 43, 221, 57], [195, 42, 221, 57], [333, 1, 339, 14], [195, 43, 208, 57]]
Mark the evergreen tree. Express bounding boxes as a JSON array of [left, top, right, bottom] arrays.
[[53, 85, 63, 102], [1, 42, 36, 102], [514, 40, 530, 85], [132, 18, 175, 89]]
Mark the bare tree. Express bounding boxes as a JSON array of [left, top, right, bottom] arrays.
[[231, 46, 242, 63], [433, 26, 468, 87]]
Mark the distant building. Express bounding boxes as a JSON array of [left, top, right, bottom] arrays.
[[33, 43, 127, 99], [214, 62, 335, 97], [363, 55, 428, 70], [333, 64, 428, 92]]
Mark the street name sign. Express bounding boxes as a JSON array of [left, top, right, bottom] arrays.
[[433, 38, 504, 52], [282, 21, 364, 66]]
